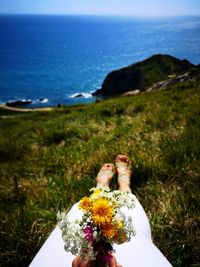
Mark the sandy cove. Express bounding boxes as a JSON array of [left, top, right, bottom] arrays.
[[0, 104, 52, 112]]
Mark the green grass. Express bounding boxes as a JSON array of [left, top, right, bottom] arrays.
[[0, 78, 200, 266]]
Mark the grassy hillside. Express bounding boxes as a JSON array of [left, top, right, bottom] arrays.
[[0, 77, 200, 266]]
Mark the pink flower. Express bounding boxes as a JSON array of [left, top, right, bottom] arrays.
[[83, 223, 94, 242]]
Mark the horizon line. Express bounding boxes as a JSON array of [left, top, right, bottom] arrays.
[[0, 13, 200, 18]]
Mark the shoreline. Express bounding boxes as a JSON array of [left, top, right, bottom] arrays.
[[0, 104, 52, 112]]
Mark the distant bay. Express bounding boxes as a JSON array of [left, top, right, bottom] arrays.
[[0, 15, 200, 107]]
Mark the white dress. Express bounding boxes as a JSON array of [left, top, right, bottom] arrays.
[[29, 195, 172, 267]]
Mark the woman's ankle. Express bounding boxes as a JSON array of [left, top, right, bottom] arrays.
[[119, 182, 132, 192]]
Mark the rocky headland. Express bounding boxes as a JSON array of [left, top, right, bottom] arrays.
[[93, 54, 200, 96]]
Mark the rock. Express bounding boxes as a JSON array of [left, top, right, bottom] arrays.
[[6, 99, 32, 107], [74, 93, 84, 98], [93, 54, 197, 96]]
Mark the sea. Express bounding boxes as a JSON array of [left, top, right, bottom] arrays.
[[0, 15, 200, 107]]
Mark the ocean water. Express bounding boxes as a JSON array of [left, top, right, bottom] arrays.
[[0, 15, 200, 107]]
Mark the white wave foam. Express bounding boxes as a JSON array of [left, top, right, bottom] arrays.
[[7, 98, 32, 103], [40, 98, 49, 103], [32, 98, 49, 104]]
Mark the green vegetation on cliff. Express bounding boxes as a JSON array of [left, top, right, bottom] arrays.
[[94, 54, 198, 95], [0, 76, 200, 266]]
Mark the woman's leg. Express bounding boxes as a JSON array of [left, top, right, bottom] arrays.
[[115, 155, 172, 266], [115, 154, 151, 238], [96, 163, 115, 187], [29, 163, 116, 267], [115, 154, 132, 192]]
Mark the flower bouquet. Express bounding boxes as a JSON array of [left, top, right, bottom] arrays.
[[58, 186, 136, 265]]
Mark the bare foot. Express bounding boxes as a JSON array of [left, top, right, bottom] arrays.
[[115, 155, 132, 192], [96, 163, 115, 187]]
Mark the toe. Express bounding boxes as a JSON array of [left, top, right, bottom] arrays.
[[116, 154, 129, 163], [106, 163, 115, 170]]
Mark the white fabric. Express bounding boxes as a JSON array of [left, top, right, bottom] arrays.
[[29, 195, 172, 267]]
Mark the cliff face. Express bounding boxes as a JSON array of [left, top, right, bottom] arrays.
[[93, 54, 197, 96]]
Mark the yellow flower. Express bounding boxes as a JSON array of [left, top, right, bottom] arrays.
[[118, 220, 124, 229], [79, 197, 91, 211], [91, 198, 114, 226], [90, 188, 101, 199], [101, 223, 117, 239]]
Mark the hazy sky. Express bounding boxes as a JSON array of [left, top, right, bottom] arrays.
[[0, 0, 200, 16]]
